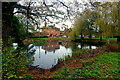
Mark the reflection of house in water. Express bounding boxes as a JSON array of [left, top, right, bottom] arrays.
[[42, 43, 60, 53], [62, 42, 71, 48]]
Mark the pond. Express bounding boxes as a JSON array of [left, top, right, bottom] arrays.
[[13, 42, 103, 69]]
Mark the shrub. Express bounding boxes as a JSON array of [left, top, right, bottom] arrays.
[[106, 43, 120, 52], [2, 47, 32, 79]]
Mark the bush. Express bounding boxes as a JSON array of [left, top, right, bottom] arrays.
[[106, 43, 120, 52], [2, 47, 32, 79]]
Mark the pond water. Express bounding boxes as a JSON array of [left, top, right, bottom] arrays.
[[28, 42, 102, 69], [13, 42, 101, 69], [30, 45, 72, 69]]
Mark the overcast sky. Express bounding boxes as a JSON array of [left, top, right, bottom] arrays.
[[1, 0, 120, 2], [16, 0, 120, 31]]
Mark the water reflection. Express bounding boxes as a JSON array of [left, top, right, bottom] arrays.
[[31, 44, 72, 69], [13, 42, 103, 69], [77, 44, 97, 49], [30, 42, 101, 69], [13, 43, 18, 49]]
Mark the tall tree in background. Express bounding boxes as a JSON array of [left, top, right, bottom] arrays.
[[95, 2, 120, 42], [70, 1, 120, 42], [111, 2, 120, 42], [69, 9, 99, 40], [69, 11, 89, 40]]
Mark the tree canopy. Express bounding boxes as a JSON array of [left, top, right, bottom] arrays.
[[70, 1, 120, 41]]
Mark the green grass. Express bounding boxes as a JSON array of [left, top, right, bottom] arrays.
[[75, 37, 117, 40], [106, 38, 117, 39], [34, 41, 45, 43], [33, 38, 46, 40], [76, 37, 88, 39], [78, 52, 120, 78], [33, 37, 63, 40], [47, 37, 63, 40], [33, 37, 117, 41], [52, 52, 120, 79], [92, 37, 117, 39], [57, 37, 62, 40]]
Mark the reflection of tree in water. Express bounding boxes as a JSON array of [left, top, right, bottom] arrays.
[[20, 44, 36, 60], [12, 43, 36, 65], [38, 46, 41, 58], [53, 50, 55, 53], [89, 44, 92, 49], [45, 51, 47, 54], [70, 42, 98, 53]]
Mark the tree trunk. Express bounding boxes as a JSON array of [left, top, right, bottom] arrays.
[[89, 44, 92, 49], [117, 36, 120, 42], [2, 23, 10, 46], [100, 36, 102, 41], [81, 43, 83, 49], [81, 32, 83, 41], [2, 2, 16, 47], [17, 40, 24, 47], [89, 28, 92, 40], [90, 34, 92, 40]]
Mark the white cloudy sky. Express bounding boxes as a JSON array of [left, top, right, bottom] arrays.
[[2, 0, 118, 2], [1, 0, 120, 2]]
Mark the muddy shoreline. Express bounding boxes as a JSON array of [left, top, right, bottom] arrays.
[[23, 60, 64, 75]]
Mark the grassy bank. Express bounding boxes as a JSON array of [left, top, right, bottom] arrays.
[[92, 37, 117, 39], [52, 52, 120, 79], [33, 37, 62, 40], [33, 38, 46, 40], [76, 37, 117, 40]]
